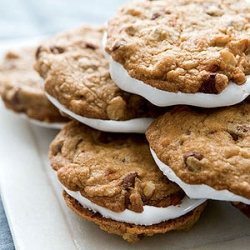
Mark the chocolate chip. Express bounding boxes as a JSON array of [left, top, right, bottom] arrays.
[[229, 132, 239, 141], [183, 152, 203, 165], [237, 125, 250, 133], [124, 191, 130, 208], [122, 173, 137, 190], [151, 12, 161, 20], [85, 42, 98, 50], [198, 73, 219, 94], [50, 45, 65, 54]]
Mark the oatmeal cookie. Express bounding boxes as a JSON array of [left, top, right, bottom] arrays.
[[49, 120, 206, 242], [105, 0, 250, 94], [146, 99, 250, 203], [35, 25, 166, 126], [0, 47, 69, 124]]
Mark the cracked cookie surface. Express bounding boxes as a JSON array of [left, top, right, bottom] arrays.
[[49, 120, 185, 213], [0, 47, 68, 123], [35, 25, 166, 121], [146, 99, 250, 200], [105, 0, 250, 94]]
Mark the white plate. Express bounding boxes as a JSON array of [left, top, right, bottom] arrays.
[[1, 88, 250, 250], [0, 15, 250, 250]]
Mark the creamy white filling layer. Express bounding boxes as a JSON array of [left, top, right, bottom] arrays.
[[150, 148, 250, 205], [64, 188, 206, 226], [103, 34, 250, 108], [19, 112, 65, 129], [45, 93, 153, 133]]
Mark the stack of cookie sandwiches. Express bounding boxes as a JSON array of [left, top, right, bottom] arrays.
[[104, 0, 250, 218], [2, 0, 250, 245], [0, 47, 70, 128], [35, 24, 207, 243], [17, 0, 246, 244]]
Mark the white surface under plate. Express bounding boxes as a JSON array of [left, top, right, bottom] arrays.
[[0, 23, 250, 250]]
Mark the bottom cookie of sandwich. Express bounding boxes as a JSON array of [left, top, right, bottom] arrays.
[[63, 190, 207, 243]]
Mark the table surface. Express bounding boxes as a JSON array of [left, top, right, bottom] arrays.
[[1, 1, 250, 250]]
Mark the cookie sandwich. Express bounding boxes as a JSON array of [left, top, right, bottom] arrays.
[[104, 0, 250, 107], [0, 47, 69, 128], [146, 100, 250, 205], [49, 120, 207, 243], [35, 25, 167, 133]]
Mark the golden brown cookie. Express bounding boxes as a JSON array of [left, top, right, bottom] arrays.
[[49, 120, 206, 242], [104, 0, 250, 107], [146, 100, 250, 204], [63, 191, 207, 243], [35, 25, 167, 132], [0, 47, 69, 125]]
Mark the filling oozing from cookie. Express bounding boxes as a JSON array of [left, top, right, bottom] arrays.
[[45, 92, 154, 133], [103, 33, 250, 108], [150, 148, 250, 205], [106, 52, 250, 108], [64, 187, 206, 226]]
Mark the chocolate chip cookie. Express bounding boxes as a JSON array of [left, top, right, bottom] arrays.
[[105, 0, 250, 107], [49, 120, 206, 243], [146, 100, 250, 204], [106, 0, 250, 93], [0, 47, 69, 125], [35, 25, 167, 132]]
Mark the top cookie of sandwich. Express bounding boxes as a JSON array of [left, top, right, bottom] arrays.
[[105, 0, 250, 95], [35, 25, 165, 122], [49, 120, 184, 213], [0, 47, 69, 124], [146, 99, 250, 202]]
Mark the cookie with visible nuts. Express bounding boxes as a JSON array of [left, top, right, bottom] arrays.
[[49, 120, 206, 243], [105, 0, 250, 107], [146, 99, 250, 204], [0, 47, 69, 126], [35, 25, 167, 133]]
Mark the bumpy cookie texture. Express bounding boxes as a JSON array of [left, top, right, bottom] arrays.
[[0, 48, 69, 123], [146, 99, 250, 200], [63, 191, 207, 243], [49, 120, 185, 213], [35, 25, 166, 120], [232, 202, 250, 218], [105, 0, 250, 94]]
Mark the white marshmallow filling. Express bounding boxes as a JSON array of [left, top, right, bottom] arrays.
[[45, 92, 154, 133], [18, 112, 65, 129], [150, 148, 250, 205], [103, 33, 250, 108], [64, 188, 206, 226]]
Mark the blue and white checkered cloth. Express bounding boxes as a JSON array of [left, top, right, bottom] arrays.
[[0, 196, 15, 250]]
